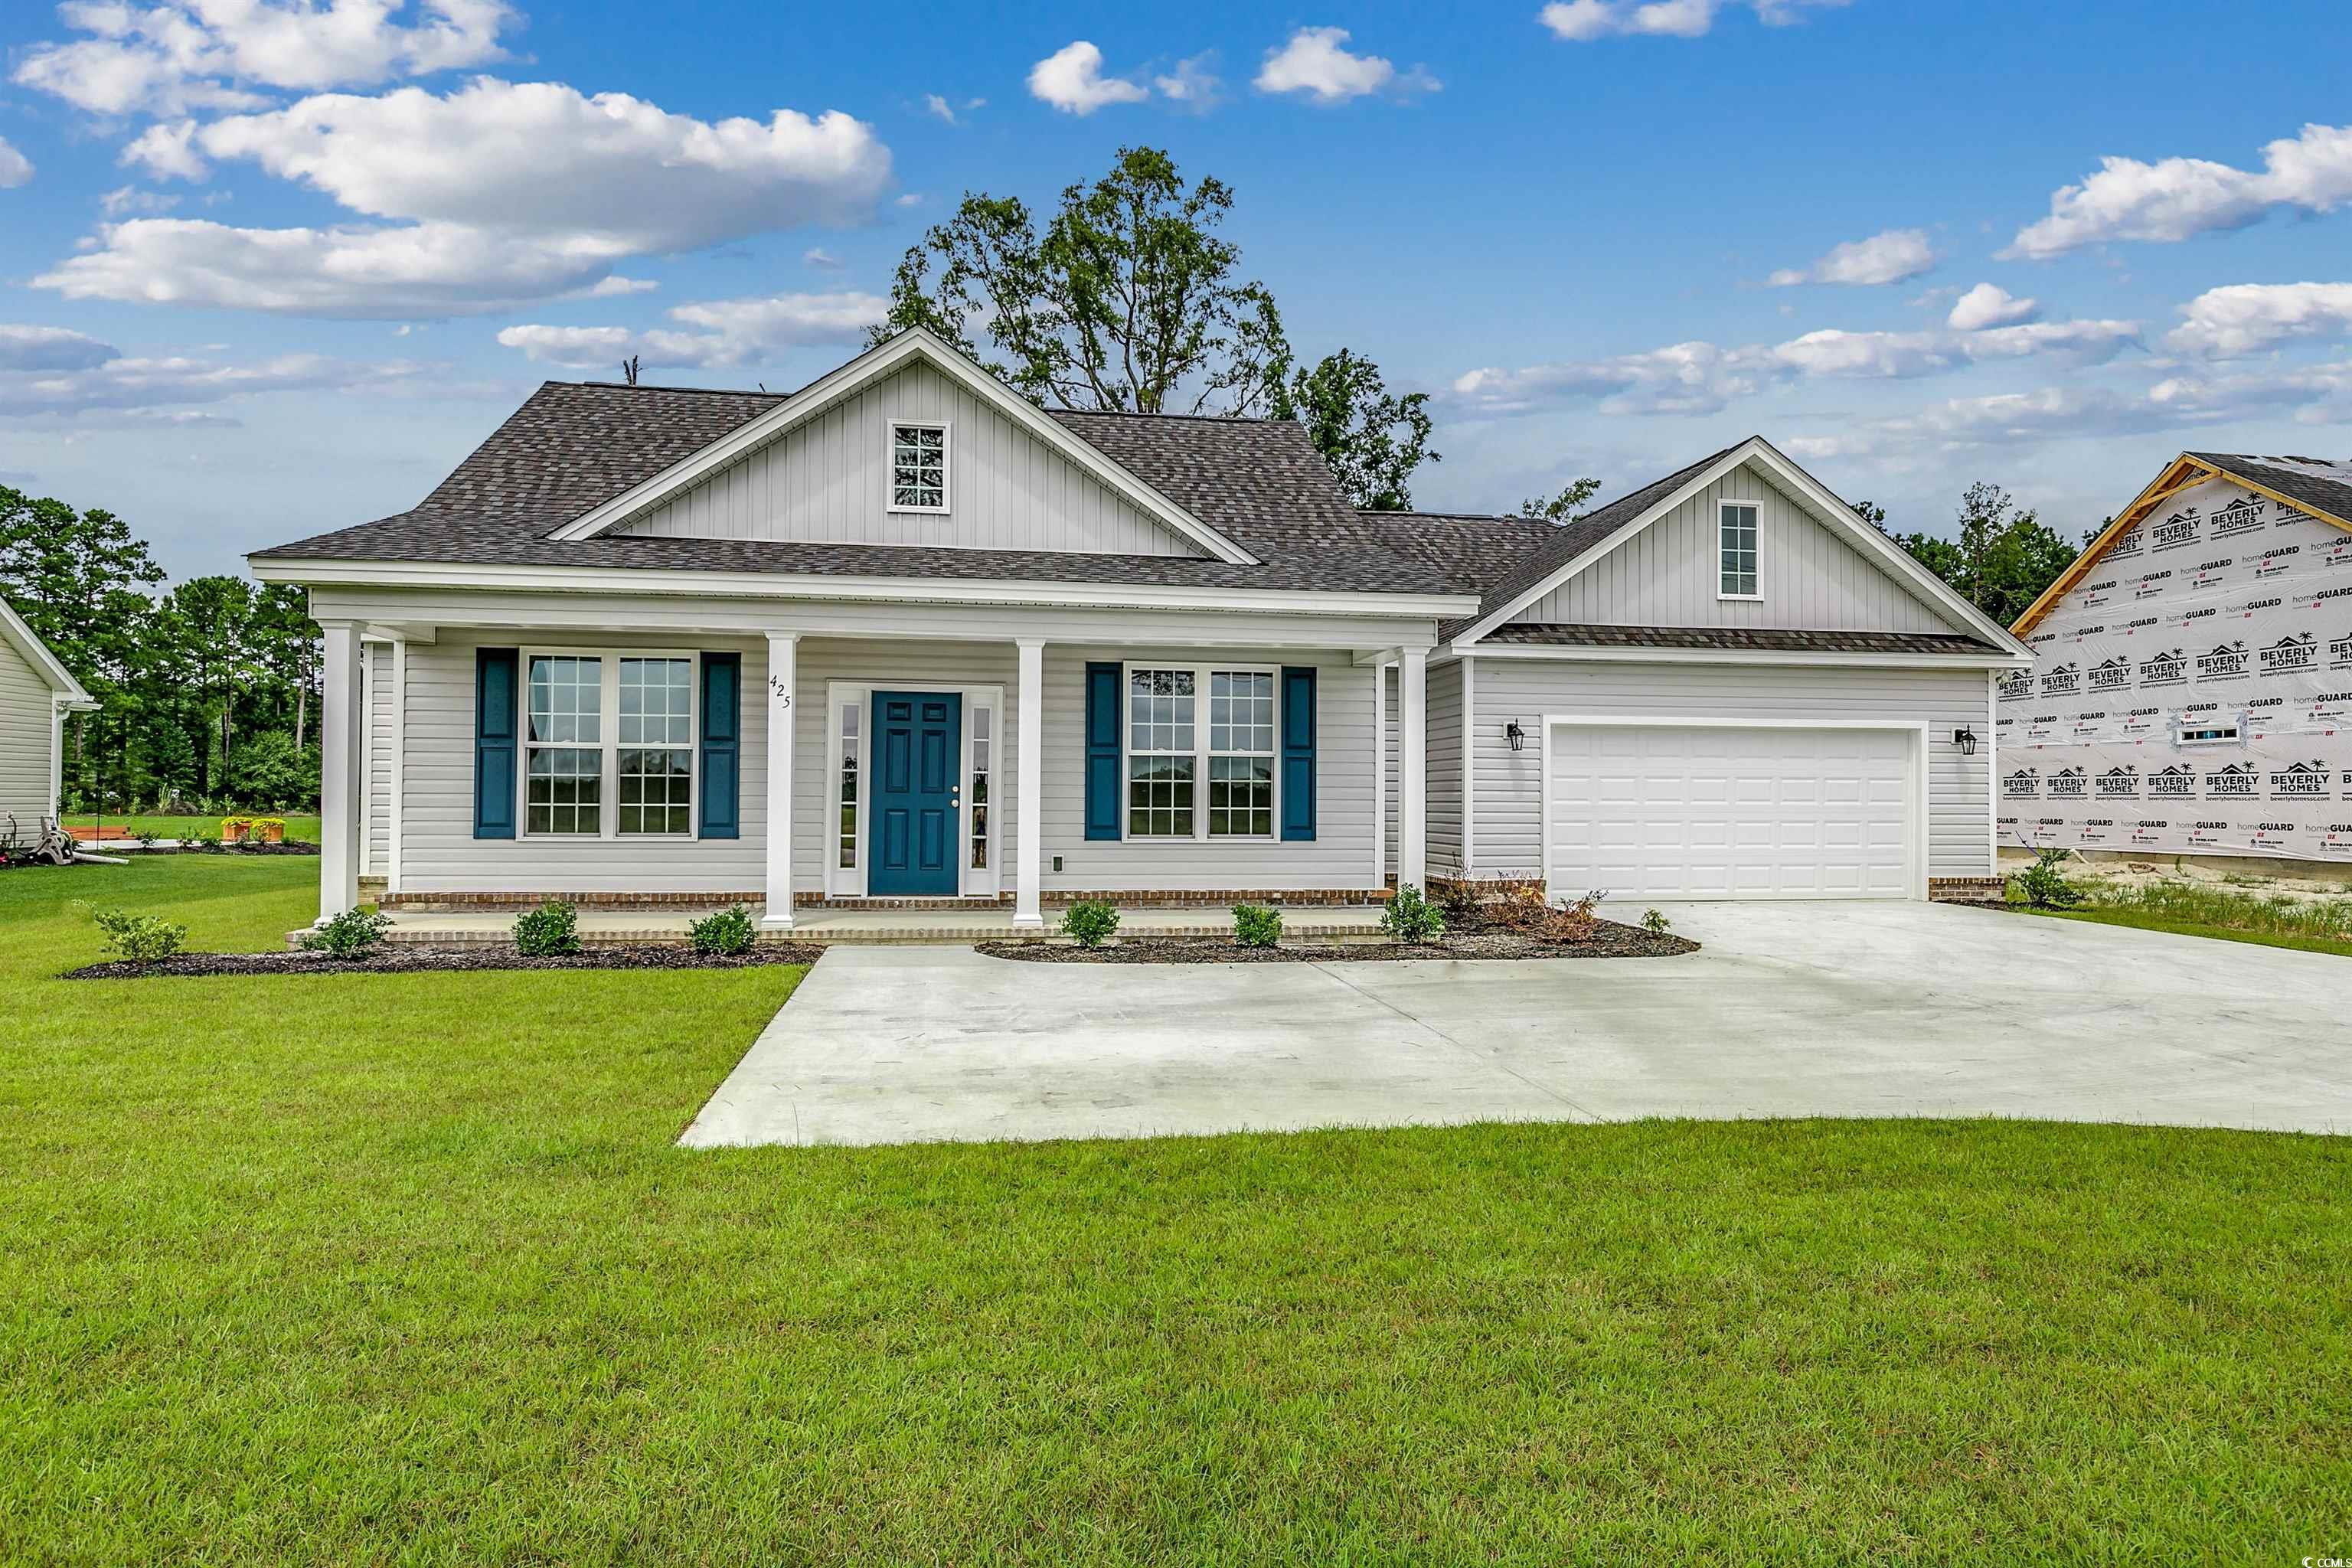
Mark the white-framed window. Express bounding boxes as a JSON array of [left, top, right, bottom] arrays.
[[837, 700, 861, 870], [969, 705, 991, 870], [522, 649, 697, 838], [1719, 501, 1760, 599], [1124, 663, 1279, 840], [888, 421, 949, 512]]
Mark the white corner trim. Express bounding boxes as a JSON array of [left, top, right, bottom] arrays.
[[545, 328, 1258, 567], [1453, 435, 2033, 658], [1537, 713, 1932, 903]]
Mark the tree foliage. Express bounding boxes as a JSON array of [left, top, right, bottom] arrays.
[[1885, 482, 2080, 627], [1274, 348, 1436, 511], [1517, 477, 1603, 524]]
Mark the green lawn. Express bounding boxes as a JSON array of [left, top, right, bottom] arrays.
[[62, 812, 324, 843], [2016, 903, 2352, 959], [3, 860, 2349, 1563]]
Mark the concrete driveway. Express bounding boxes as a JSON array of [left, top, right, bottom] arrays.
[[680, 903, 2352, 1148]]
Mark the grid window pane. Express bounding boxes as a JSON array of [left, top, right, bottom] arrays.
[[528, 655, 600, 744], [619, 658, 691, 746], [891, 423, 947, 508], [526, 746, 601, 834], [1720, 505, 1759, 596], [1209, 671, 1274, 754], [1128, 668, 1195, 753], [838, 704, 860, 870], [1126, 756, 1194, 837], [617, 746, 691, 835], [1208, 756, 1273, 838], [969, 707, 991, 870]]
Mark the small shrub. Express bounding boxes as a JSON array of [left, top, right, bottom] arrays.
[[514, 900, 581, 956], [300, 906, 394, 957], [1641, 908, 1671, 936], [1382, 885, 1446, 943], [688, 904, 758, 956], [1060, 900, 1120, 949], [1232, 903, 1283, 949], [85, 904, 188, 964], [2011, 846, 2083, 910], [134, 830, 158, 851]]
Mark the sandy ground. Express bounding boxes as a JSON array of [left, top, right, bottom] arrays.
[[1998, 848, 2352, 904]]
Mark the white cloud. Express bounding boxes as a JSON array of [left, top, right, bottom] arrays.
[[0, 325, 119, 372], [497, 289, 884, 371], [1452, 313, 2141, 416], [1253, 27, 1436, 103], [122, 119, 207, 179], [1027, 41, 1148, 115], [893, 192, 923, 207], [2005, 122, 2352, 260], [43, 77, 892, 316], [2167, 281, 2352, 358], [100, 183, 182, 215], [1539, 0, 1852, 41], [1946, 281, 2039, 332], [923, 93, 958, 126], [13, 0, 514, 116], [1155, 53, 1221, 109], [802, 247, 841, 270], [1766, 227, 1936, 287], [0, 136, 33, 188], [0, 345, 431, 416]]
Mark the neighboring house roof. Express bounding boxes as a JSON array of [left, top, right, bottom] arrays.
[[0, 599, 96, 707], [2011, 449, 2352, 636], [1485, 624, 2005, 656]]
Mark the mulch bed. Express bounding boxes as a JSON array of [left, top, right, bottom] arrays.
[[117, 842, 320, 857], [980, 916, 1697, 964], [63, 942, 827, 981]]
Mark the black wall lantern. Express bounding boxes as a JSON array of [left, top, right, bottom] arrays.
[[1505, 720, 1527, 753], [1953, 726, 1978, 756]]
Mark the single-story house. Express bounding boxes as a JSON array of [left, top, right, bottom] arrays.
[[247, 327, 2031, 929], [2005, 451, 2352, 864], [0, 598, 98, 842]]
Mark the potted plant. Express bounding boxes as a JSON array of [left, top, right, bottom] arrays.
[[220, 815, 253, 843], [252, 817, 286, 844]]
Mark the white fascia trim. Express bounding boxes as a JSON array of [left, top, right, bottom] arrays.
[[1449, 642, 2030, 669], [1452, 435, 2034, 658], [248, 554, 1478, 619], [1, 599, 93, 704], [545, 327, 1259, 567]]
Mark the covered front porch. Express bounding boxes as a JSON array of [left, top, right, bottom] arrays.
[[307, 586, 1440, 933]]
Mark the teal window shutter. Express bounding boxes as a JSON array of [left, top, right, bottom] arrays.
[[474, 648, 518, 839], [1085, 661, 1121, 840], [1280, 665, 1316, 841], [699, 652, 740, 839]]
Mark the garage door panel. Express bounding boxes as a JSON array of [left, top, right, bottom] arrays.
[[1547, 724, 1914, 901]]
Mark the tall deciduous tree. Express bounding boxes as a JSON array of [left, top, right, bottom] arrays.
[[0, 485, 165, 776], [1276, 348, 1436, 511], [1886, 481, 2079, 626], [1517, 477, 1603, 524]]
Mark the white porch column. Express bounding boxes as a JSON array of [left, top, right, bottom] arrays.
[[316, 619, 364, 922], [762, 632, 799, 932], [1012, 637, 1044, 929], [1398, 645, 1429, 893]]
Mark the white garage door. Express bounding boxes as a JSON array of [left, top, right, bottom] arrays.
[[1546, 724, 1917, 900]]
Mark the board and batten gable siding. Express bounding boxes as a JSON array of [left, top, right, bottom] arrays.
[[1471, 660, 1991, 882], [1512, 459, 1956, 634], [0, 632, 57, 826], [615, 361, 1205, 557]]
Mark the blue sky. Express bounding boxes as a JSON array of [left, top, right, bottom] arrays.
[[2, 0, 2347, 577]]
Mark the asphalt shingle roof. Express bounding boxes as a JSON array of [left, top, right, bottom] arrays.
[[2189, 452, 2352, 527], [1485, 624, 2005, 655]]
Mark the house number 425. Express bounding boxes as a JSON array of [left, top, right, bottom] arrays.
[[767, 675, 791, 705]]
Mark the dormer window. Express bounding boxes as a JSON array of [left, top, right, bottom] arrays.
[[1719, 501, 1759, 599], [890, 422, 949, 512]]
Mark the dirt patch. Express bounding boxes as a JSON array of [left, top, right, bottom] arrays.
[[63, 942, 826, 980], [980, 917, 1696, 963]]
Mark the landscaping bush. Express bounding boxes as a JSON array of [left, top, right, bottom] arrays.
[[1641, 908, 1672, 936], [300, 906, 394, 957], [2011, 847, 2083, 910], [84, 904, 188, 965], [513, 900, 581, 956], [1382, 885, 1446, 943], [1060, 900, 1120, 949], [1231, 903, 1283, 949], [688, 904, 759, 956], [1485, 879, 1603, 942]]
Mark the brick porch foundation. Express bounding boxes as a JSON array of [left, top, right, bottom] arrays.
[[383, 887, 1392, 912]]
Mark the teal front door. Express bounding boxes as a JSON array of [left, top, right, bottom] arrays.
[[868, 691, 962, 896]]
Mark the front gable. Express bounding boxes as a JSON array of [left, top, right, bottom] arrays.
[[561, 328, 1251, 564], [1505, 455, 1968, 636]]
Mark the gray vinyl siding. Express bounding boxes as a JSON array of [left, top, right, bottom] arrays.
[[1426, 658, 1464, 874], [1042, 647, 1379, 892], [0, 637, 55, 827], [1382, 665, 1396, 872], [393, 631, 1378, 897], [618, 361, 1202, 557], [1514, 459, 1956, 634], [1472, 659, 1991, 882], [363, 641, 391, 875]]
